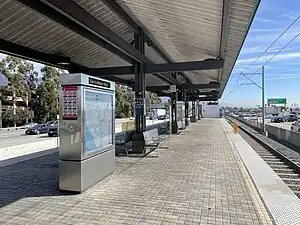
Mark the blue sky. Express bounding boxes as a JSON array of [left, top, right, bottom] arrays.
[[221, 0, 300, 108]]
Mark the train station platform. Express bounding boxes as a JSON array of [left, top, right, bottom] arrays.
[[0, 119, 273, 225]]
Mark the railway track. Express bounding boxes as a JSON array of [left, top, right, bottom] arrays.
[[225, 116, 300, 198]]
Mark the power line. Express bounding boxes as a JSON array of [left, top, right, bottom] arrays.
[[225, 16, 300, 99], [235, 14, 300, 87], [243, 15, 300, 72]]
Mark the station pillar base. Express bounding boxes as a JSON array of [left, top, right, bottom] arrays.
[[190, 116, 197, 123], [131, 133, 145, 154], [185, 118, 190, 127], [171, 121, 179, 134], [59, 149, 115, 193]]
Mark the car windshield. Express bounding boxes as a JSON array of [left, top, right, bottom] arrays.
[[32, 125, 41, 129], [46, 121, 55, 125]]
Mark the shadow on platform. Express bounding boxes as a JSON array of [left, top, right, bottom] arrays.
[[0, 152, 75, 208]]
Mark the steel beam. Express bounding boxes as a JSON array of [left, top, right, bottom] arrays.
[[218, 0, 231, 82], [86, 59, 224, 76], [180, 82, 220, 90], [133, 82, 220, 91], [43, 0, 148, 63], [100, 0, 191, 83], [16, 0, 134, 64], [26, 0, 179, 86], [77, 66, 134, 76], [69, 63, 133, 86], [186, 91, 219, 96], [191, 96, 218, 101], [0, 39, 70, 69], [0, 38, 132, 85], [145, 59, 224, 73], [101, 0, 140, 34]]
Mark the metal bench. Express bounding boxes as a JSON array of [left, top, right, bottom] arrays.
[[142, 128, 169, 155], [115, 132, 132, 156], [177, 120, 185, 130]]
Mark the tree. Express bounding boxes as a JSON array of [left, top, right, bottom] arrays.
[[31, 66, 60, 122], [115, 84, 133, 118], [145, 91, 162, 113], [0, 56, 35, 126], [115, 84, 162, 118]]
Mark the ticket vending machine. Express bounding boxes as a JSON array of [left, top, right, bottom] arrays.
[[176, 101, 186, 129], [59, 73, 115, 192]]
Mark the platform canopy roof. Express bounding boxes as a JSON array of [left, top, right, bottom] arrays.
[[0, 0, 260, 99]]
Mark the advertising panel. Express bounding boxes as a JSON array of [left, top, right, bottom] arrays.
[[62, 85, 78, 120], [83, 88, 113, 154]]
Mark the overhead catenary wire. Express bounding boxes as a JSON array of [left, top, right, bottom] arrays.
[[225, 15, 300, 99], [242, 15, 300, 73], [227, 14, 300, 101]]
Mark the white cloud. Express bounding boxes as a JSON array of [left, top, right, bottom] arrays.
[[251, 28, 281, 33], [236, 51, 300, 64], [255, 17, 278, 24]]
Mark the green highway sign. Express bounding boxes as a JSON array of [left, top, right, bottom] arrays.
[[267, 98, 287, 104]]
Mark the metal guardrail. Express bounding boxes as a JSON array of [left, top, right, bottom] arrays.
[[0, 126, 25, 131]]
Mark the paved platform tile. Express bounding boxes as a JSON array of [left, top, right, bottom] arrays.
[[0, 118, 272, 224]]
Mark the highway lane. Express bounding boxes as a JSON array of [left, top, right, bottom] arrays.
[[0, 130, 24, 139], [268, 121, 293, 130], [0, 118, 167, 147], [245, 118, 294, 131], [0, 118, 133, 139]]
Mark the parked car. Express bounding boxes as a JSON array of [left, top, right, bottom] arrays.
[[291, 121, 300, 132], [284, 114, 298, 122], [45, 120, 58, 128], [24, 122, 38, 129], [48, 124, 58, 137], [271, 116, 284, 123], [25, 124, 48, 135], [265, 114, 273, 119], [250, 114, 257, 120], [243, 114, 250, 120], [157, 115, 166, 120]]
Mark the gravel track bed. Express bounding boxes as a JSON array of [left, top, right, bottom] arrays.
[[230, 117, 300, 166], [226, 117, 300, 198]]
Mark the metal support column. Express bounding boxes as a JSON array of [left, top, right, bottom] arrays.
[[184, 92, 189, 127], [197, 100, 201, 120], [171, 88, 178, 134], [191, 91, 196, 122], [132, 28, 146, 153], [169, 74, 178, 134]]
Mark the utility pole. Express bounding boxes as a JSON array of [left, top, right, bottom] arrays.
[[241, 65, 266, 135], [262, 65, 265, 134]]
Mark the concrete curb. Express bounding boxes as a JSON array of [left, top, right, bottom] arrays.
[[223, 119, 300, 225]]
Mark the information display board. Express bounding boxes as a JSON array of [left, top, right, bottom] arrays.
[[62, 86, 78, 120], [84, 88, 113, 154], [59, 73, 115, 192]]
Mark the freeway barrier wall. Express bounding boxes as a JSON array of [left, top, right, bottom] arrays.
[[265, 124, 300, 150], [229, 116, 300, 150], [0, 121, 169, 167], [0, 126, 25, 131], [0, 138, 58, 167]]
